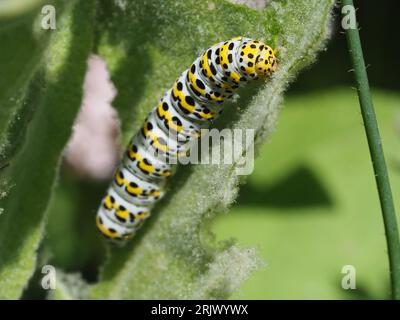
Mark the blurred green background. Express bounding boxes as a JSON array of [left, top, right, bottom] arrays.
[[214, 89, 400, 299], [24, 1, 400, 299]]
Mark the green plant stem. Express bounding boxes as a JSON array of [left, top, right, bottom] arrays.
[[342, 0, 400, 300]]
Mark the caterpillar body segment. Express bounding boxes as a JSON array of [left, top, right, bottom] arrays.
[[112, 166, 165, 206], [96, 37, 277, 243], [96, 210, 136, 241], [123, 135, 174, 180], [155, 89, 203, 141], [140, 111, 193, 160], [102, 187, 150, 228], [172, 70, 218, 122]]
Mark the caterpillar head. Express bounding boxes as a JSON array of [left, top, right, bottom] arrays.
[[237, 40, 277, 80], [255, 45, 277, 79]]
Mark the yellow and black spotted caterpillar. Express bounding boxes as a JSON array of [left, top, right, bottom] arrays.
[[96, 36, 277, 242]]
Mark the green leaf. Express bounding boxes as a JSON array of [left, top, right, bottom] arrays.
[[49, 270, 89, 300], [0, 0, 95, 299], [0, 0, 46, 20], [89, 0, 334, 299], [0, 2, 51, 163]]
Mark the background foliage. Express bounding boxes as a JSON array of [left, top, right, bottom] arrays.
[[2, 0, 398, 300]]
